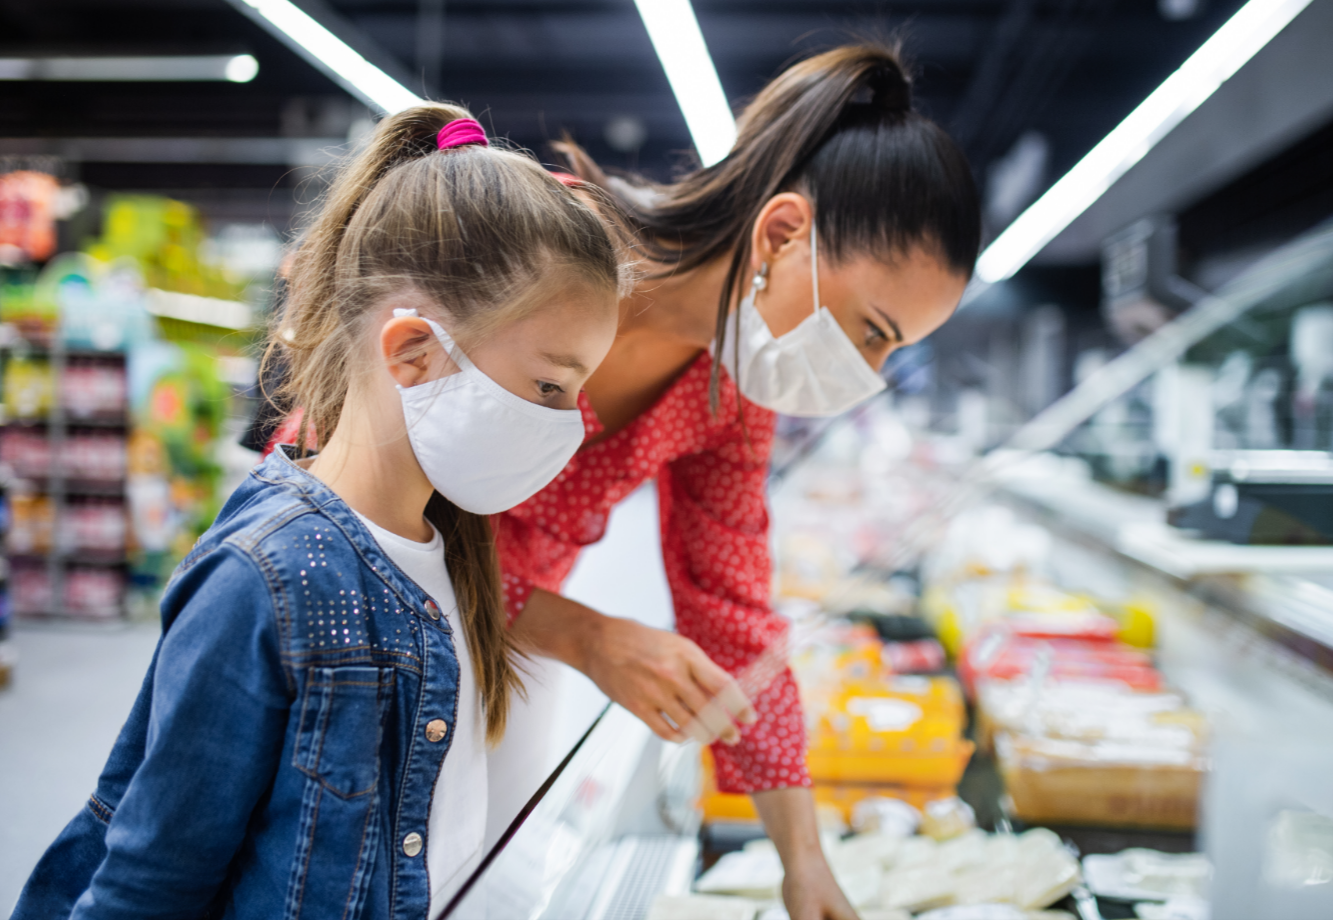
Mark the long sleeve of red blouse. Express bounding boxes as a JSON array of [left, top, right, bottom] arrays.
[[494, 354, 810, 795], [657, 414, 811, 794]]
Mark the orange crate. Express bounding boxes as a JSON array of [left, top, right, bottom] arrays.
[[699, 747, 959, 825]]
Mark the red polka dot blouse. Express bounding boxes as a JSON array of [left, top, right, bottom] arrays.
[[495, 352, 810, 795]]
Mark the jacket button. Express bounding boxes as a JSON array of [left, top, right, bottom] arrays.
[[402, 832, 424, 857], [424, 600, 441, 621], [425, 719, 449, 742]]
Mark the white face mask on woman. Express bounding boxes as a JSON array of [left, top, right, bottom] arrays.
[[395, 310, 586, 514], [719, 225, 887, 417]]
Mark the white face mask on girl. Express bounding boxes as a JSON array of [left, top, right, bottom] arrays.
[[719, 225, 888, 417], [394, 310, 586, 515]]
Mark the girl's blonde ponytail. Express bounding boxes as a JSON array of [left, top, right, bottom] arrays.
[[280, 103, 472, 449]]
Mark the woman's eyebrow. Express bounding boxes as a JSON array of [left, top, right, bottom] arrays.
[[542, 351, 588, 373], [870, 304, 904, 343]]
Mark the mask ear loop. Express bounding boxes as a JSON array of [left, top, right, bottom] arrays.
[[392, 307, 470, 373], [809, 222, 821, 318]]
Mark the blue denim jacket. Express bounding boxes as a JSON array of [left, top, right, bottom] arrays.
[[15, 447, 466, 919]]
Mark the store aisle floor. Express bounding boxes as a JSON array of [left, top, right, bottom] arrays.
[[0, 622, 160, 912]]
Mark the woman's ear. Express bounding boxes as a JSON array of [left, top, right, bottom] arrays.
[[750, 193, 814, 270], [381, 316, 444, 388]]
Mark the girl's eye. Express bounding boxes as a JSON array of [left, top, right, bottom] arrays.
[[538, 381, 564, 397], [865, 322, 889, 346]]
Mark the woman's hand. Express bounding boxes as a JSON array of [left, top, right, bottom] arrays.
[[753, 787, 860, 920], [511, 587, 756, 744], [780, 856, 859, 920]]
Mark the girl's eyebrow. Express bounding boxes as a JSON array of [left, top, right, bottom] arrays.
[[870, 304, 903, 343], [542, 351, 588, 373]]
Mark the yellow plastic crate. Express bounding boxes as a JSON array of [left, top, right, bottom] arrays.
[[806, 676, 972, 787]]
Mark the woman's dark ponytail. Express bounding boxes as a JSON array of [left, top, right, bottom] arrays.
[[555, 42, 980, 413]]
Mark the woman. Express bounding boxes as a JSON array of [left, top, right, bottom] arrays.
[[496, 43, 980, 920]]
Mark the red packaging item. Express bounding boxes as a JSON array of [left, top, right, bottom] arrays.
[[959, 626, 1161, 698], [1, 429, 51, 479], [60, 500, 127, 554], [63, 567, 123, 618], [882, 638, 947, 674], [10, 564, 53, 615], [63, 363, 128, 419], [0, 171, 59, 263], [64, 433, 128, 482]]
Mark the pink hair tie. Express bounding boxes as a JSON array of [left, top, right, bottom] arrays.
[[436, 118, 489, 151]]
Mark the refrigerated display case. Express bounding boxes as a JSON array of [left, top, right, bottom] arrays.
[[440, 221, 1333, 920]]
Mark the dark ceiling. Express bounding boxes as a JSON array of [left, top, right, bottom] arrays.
[[1, 0, 1249, 241]]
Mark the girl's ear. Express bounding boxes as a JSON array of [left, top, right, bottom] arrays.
[[750, 192, 814, 270], [381, 316, 449, 388]]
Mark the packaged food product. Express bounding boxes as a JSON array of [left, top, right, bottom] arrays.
[[3, 357, 53, 419], [7, 494, 53, 554], [10, 563, 53, 614], [1, 428, 51, 478], [63, 433, 127, 481], [63, 362, 128, 419], [0, 171, 59, 263], [694, 846, 783, 900], [975, 680, 1202, 755], [814, 784, 960, 828], [851, 796, 922, 837], [59, 499, 127, 554], [1082, 849, 1211, 902], [882, 637, 947, 674], [62, 566, 124, 618], [920, 797, 978, 842], [997, 732, 1203, 830], [880, 861, 956, 913]]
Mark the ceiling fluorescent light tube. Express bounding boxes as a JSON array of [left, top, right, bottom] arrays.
[[974, 0, 1316, 284], [633, 0, 736, 167], [238, 0, 420, 114], [0, 55, 259, 82]]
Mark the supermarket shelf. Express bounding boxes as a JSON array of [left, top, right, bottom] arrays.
[[4, 417, 129, 429], [993, 456, 1333, 578], [1116, 521, 1333, 579], [8, 551, 129, 567], [5, 478, 127, 496], [11, 610, 126, 622], [0, 346, 129, 359]]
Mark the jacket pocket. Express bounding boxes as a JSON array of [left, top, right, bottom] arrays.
[[292, 667, 393, 798]]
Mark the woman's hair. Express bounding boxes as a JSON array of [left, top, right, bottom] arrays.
[[271, 102, 621, 742], [555, 42, 981, 411]]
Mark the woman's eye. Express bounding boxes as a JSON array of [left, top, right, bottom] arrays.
[[865, 323, 888, 346], [538, 381, 564, 397]]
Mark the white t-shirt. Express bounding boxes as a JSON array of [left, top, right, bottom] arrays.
[[355, 514, 487, 918]]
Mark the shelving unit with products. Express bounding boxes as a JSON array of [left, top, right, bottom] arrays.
[[1, 335, 131, 619], [0, 175, 273, 626]]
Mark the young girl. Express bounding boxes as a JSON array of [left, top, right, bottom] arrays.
[[14, 104, 622, 919]]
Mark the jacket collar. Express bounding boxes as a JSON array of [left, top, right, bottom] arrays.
[[250, 446, 449, 633]]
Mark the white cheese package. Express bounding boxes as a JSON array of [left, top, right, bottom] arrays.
[[697, 826, 1081, 916]]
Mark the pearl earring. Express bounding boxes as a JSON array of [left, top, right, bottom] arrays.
[[752, 262, 769, 292]]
